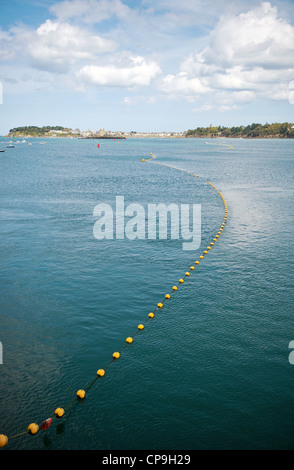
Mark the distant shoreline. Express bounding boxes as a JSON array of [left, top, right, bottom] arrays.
[[5, 122, 294, 139], [3, 134, 294, 140]]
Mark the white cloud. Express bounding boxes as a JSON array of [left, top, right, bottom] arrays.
[[76, 56, 161, 88], [192, 103, 214, 113], [159, 2, 294, 109], [0, 20, 117, 74], [192, 90, 255, 113], [123, 95, 157, 105], [203, 2, 294, 69], [159, 72, 211, 101], [29, 20, 117, 72]]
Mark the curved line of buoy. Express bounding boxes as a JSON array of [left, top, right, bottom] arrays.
[[205, 141, 234, 149], [0, 152, 228, 449]]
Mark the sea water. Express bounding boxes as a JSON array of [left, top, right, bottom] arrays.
[[0, 137, 293, 450]]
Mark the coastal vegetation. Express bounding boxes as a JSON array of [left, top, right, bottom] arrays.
[[186, 122, 294, 138], [8, 126, 75, 137]]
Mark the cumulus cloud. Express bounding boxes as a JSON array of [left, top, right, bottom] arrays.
[[28, 20, 117, 72], [160, 2, 294, 108], [0, 19, 117, 74], [159, 72, 211, 101], [202, 2, 294, 69], [76, 56, 161, 88]]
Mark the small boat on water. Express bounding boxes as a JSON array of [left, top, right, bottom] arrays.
[[0, 149, 5, 152], [6, 145, 15, 148]]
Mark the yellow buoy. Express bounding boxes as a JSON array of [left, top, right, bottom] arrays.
[[211, 242, 214, 246], [138, 324, 144, 330], [157, 302, 163, 308], [200, 255, 204, 259], [150, 153, 153, 155], [165, 294, 171, 299], [77, 390, 86, 399], [126, 337, 133, 343], [54, 408, 64, 418], [97, 369, 105, 377], [216, 235, 219, 238], [141, 159, 145, 162], [179, 279, 184, 283], [0, 434, 8, 448], [148, 312, 155, 318], [185, 272, 190, 276], [190, 266, 195, 270], [195, 261, 199, 265], [172, 286, 178, 291], [204, 251, 208, 254], [28, 423, 39, 435], [207, 247, 211, 250], [213, 238, 217, 242], [113, 352, 120, 359]]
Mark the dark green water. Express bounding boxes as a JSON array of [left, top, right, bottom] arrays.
[[0, 137, 293, 450]]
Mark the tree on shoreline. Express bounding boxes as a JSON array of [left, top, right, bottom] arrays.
[[186, 122, 294, 138], [9, 126, 67, 136]]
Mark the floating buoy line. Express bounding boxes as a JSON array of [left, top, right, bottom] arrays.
[[0, 152, 228, 449], [205, 141, 234, 149]]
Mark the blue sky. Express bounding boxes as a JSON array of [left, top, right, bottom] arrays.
[[0, 0, 294, 134]]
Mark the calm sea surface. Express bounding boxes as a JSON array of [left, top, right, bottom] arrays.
[[0, 137, 293, 450]]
